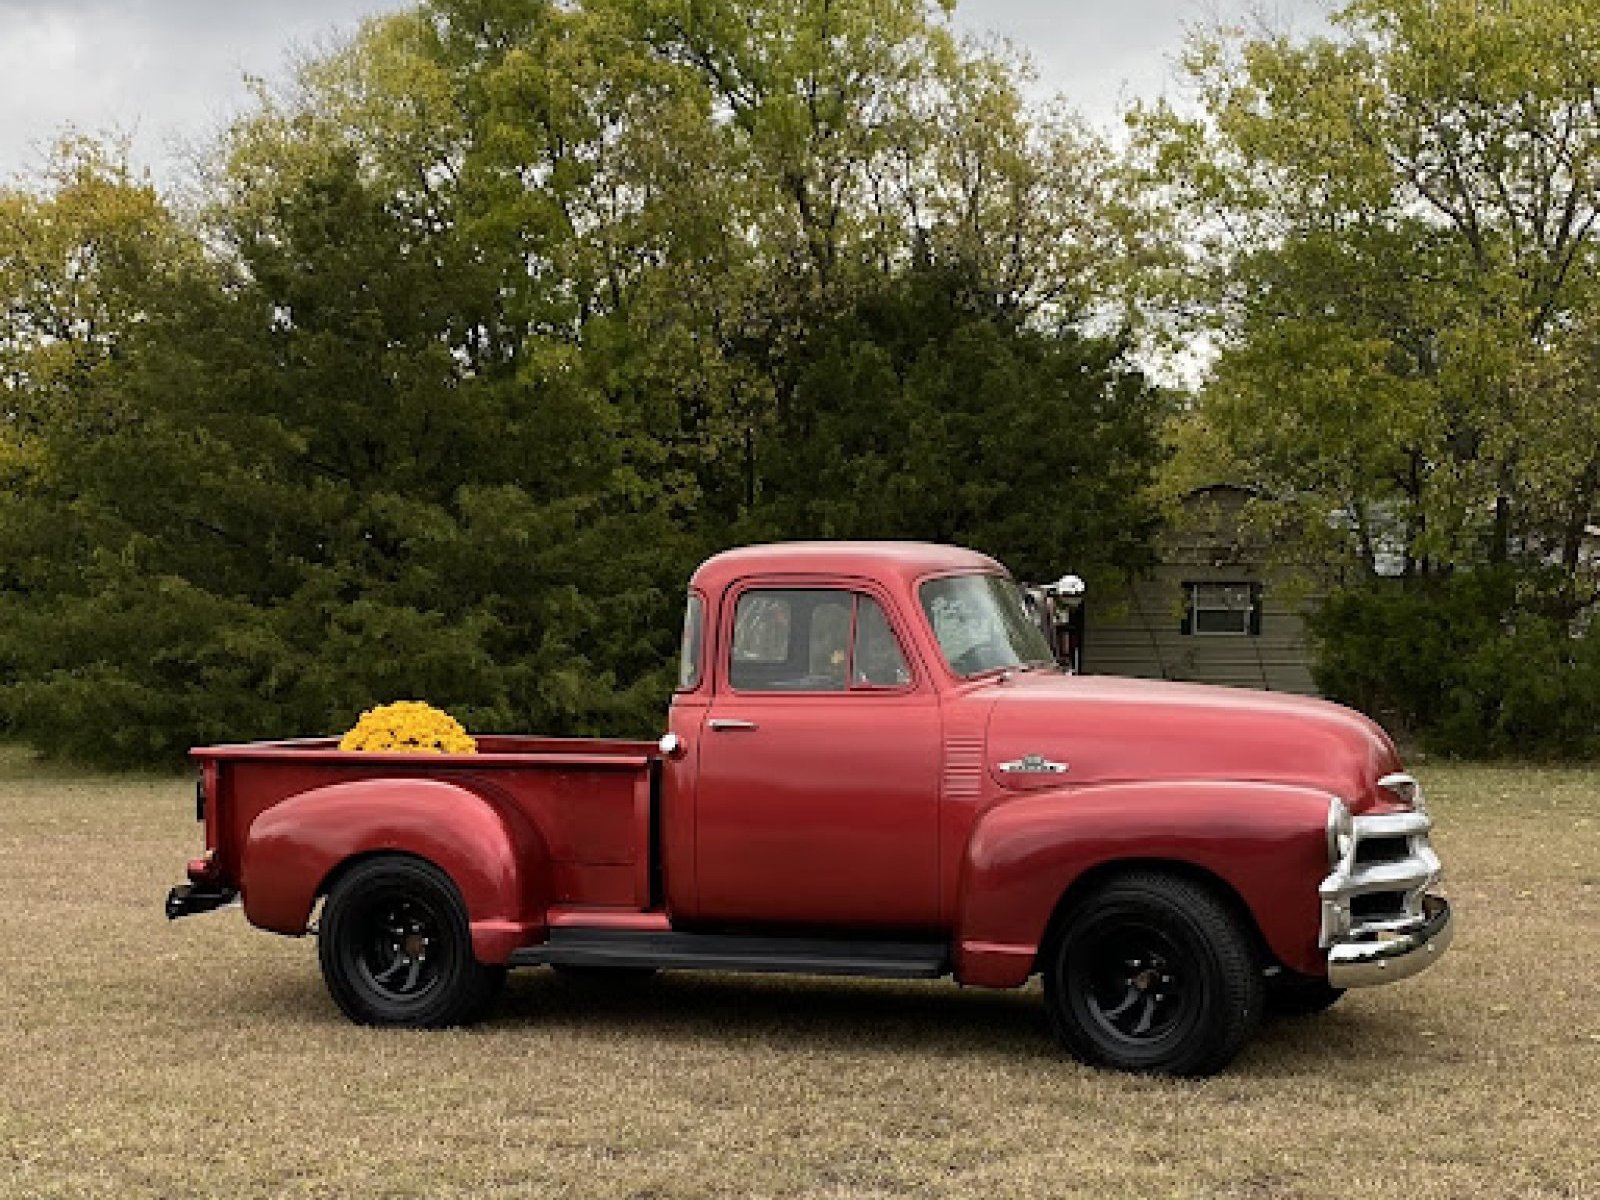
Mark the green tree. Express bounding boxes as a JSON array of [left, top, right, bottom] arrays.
[[1138, 0, 1600, 600], [606, 0, 1161, 541], [0, 140, 248, 762], [746, 262, 1166, 582], [0, 1, 1168, 767]]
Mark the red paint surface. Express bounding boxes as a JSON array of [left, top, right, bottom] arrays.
[[188, 542, 1408, 982]]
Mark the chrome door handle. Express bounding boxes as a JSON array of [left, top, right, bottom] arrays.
[[708, 719, 759, 732]]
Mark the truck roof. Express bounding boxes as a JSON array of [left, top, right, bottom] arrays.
[[690, 541, 1005, 594]]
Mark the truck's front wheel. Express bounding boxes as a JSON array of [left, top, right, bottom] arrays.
[[318, 856, 504, 1027], [1043, 872, 1263, 1076]]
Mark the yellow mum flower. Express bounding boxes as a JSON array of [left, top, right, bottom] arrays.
[[338, 701, 477, 755]]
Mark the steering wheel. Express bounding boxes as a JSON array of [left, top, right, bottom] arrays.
[[951, 639, 1007, 676], [856, 661, 910, 687]]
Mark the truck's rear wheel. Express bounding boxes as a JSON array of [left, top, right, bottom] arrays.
[[318, 856, 504, 1027], [1043, 872, 1263, 1076]]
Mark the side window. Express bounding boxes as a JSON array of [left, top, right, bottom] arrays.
[[853, 596, 911, 688], [677, 593, 704, 690], [731, 592, 791, 663], [728, 589, 913, 693], [730, 590, 850, 692]]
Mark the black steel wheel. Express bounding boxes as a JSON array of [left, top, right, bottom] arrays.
[[1266, 971, 1346, 1017], [318, 856, 504, 1027], [1044, 872, 1263, 1076]]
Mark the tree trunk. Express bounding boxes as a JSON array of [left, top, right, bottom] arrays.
[[1560, 458, 1598, 577]]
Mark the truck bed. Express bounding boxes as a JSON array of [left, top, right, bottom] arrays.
[[193, 735, 662, 914]]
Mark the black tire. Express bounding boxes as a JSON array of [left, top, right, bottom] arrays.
[[1266, 972, 1346, 1017], [1043, 872, 1264, 1076], [318, 855, 505, 1027]]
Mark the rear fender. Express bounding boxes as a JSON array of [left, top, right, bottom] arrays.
[[954, 780, 1335, 987], [240, 777, 549, 964]]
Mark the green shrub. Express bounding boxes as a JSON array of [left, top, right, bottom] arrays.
[[1310, 570, 1600, 759]]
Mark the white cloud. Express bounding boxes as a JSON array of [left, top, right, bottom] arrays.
[[0, 0, 401, 184], [0, 0, 1333, 185], [0, 8, 81, 72], [952, 0, 1332, 132]]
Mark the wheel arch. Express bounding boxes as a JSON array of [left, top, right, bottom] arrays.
[[316, 847, 451, 905], [240, 777, 549, 964], [1033, 857, 1273, 977], [953, 779, 1335, 986]]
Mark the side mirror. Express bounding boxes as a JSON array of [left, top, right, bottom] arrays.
[[1037, 575, 1086, 675], [1047, 574, 1086, 600]]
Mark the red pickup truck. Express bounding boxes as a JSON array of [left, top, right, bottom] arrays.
[[167, 542, 1451, 1075]]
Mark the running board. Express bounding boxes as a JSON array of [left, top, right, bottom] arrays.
[[508, 928, 950, 979]]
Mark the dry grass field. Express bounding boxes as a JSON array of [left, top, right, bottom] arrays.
[[1, 745, 1596, 1199]]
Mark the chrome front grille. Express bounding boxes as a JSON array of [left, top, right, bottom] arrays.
[[1354, 834, 1411, 865], [1319, 808, 1441, 947]]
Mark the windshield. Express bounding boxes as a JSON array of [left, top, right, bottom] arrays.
[[919, 573, 1055, 677]]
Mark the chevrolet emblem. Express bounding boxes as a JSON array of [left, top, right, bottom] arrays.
[[997, 754, 1069, 775]]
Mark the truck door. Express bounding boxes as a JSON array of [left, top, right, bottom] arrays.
[[694, 582, 942, 930]]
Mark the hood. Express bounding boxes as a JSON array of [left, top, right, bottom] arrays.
[[983, 673, 1401, 812]]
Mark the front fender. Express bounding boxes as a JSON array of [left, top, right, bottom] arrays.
[[241, 777, 549, 964], [954, 780, 1335, 986]]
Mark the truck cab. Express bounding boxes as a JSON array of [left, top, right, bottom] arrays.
[[169, 541, 1452, 1076]]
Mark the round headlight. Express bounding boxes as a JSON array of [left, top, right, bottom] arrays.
[[1326, 797, 1354, 864]]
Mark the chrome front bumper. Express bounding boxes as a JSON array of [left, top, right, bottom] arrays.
[[1328, 894, 1453, 988]]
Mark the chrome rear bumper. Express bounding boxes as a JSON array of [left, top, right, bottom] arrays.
[[165, 881, 237, 920], [1328, 895, 1453, 988]]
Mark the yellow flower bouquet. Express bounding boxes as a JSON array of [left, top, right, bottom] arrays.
[[338, 701, 477, 754]]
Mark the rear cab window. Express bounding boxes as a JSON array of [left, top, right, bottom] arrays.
[[678, 593, 705, 690]]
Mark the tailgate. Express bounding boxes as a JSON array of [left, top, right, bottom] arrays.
[[166, 753, 236, 917]]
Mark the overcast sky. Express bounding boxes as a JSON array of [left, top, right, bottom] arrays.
[[0, 0, 1331, 186]]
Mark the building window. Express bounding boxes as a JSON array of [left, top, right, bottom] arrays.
[[1182, 582, 1262, 636]]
